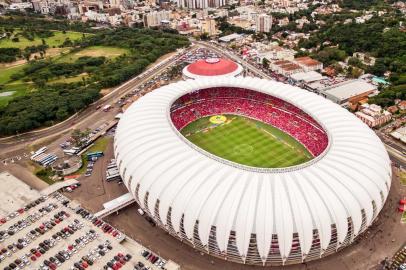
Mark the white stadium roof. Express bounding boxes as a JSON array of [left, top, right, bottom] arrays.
[[114, 77, 391, 265]]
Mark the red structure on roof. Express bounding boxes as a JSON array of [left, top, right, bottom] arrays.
[[186, 58, 239, 76]]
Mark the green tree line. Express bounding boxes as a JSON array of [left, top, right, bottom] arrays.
[[0, 25, 190, 135]]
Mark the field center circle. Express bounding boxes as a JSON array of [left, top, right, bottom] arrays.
[[209, 115, 227, 124]]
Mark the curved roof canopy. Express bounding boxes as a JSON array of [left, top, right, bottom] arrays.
[[115, 77, 391, 262]]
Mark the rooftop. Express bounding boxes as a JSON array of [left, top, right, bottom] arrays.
[[185, 58, 240, 76], [290, 71, 323, 82], [0, 172, 41, 217], [295, 56, 322, 66], [325, 79, 377, 102]]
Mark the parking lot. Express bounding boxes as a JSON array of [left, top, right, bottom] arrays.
[[0, 188, 179, 270]]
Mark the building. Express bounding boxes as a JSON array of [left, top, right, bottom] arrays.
[[114, 77, 391, 266], [255, 14, 272, 33], [218, 33, 243, 43], [270, 60, 303, 76], [355, 104, 392, 127], [352, 52, 376, 66], [305, 79, 378, 105], [182, 58, 243, 79], [256, 45, 296, 63], [143, 10, 170, 27], [176, 0, 226, 9], [7, 2, 33, 10], [294, 56, 323, 71], [398, 100, 406, 111], [290, 71, 323, 83], [83, 10, 109, 23], [201, 18, 217, 36], [391, 126, 406, 144], [324, 80, 378, 105]]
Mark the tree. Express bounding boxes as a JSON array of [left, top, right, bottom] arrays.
[[262, 58, 270, 69], [346, 66, 363, 78], [200, 32, 209, 40], [23, 52, 30, 61], [315, 47, 347, 66], [347, 57, 363, 68], [71, 128, 91, 147], [368, 58, 387, 76]]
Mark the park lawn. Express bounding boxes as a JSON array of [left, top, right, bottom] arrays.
[[0, 61, 31, 108], [400, 171, 406, 186], [0, 82, 31, 107], [56, 46, 130, 63], [0, 64, 26, 84], [87, 136, 111, 153], [77, 137, 112, 174], [0, 31, 87, 49], [181, 114, 313, 168]]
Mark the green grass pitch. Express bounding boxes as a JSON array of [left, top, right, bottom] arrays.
[[180, 114, 313, 168]]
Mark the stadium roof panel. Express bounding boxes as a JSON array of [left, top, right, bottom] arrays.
[[114, 77, 392, 265]]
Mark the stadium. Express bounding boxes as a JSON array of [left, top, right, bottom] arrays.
[[114, 77, 392, 266]]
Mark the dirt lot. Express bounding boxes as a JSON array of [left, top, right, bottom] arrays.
[[63, 137, 128, 212]]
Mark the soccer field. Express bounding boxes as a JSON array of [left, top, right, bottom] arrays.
[[180, 114, 313, 168]]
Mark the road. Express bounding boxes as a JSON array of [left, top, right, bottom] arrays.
[[376, 131, 406, 167], [195, 41, 272, 80], [0, 45, 197, 156]]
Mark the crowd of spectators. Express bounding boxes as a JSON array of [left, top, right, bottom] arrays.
[[170, 87, 328, 157]]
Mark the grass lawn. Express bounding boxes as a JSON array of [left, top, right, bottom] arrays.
[[0, 64, 32, 107], [77, 137, 112, 174], [401, 211, 406, 224], [32, 163, 56, 185], [0, 31, 86, 49], [0, 82, 30, 107], [400, 171, 406, 186], [181, 114, 312, 168], [56, 46, 129, 63], [0, 64, 26, 84]]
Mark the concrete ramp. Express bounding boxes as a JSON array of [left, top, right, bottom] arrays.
[[40, 179, 79, 195], [95, 192, 135, 218]]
